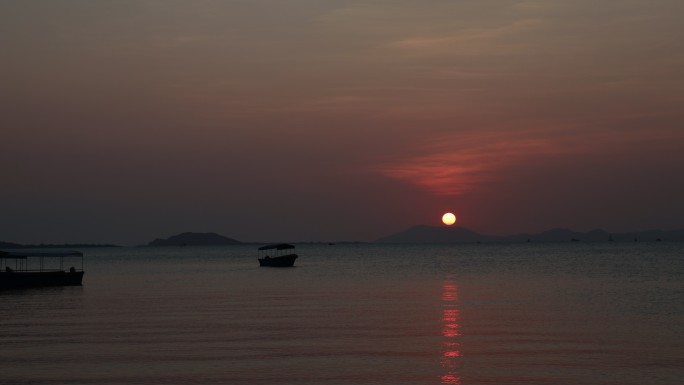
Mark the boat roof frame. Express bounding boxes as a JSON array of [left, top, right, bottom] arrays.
[[0, 250, 84, 259], [257, 243, 295, 251], [1, 250, 84, 272]]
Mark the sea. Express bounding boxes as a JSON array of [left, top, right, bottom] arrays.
[[1, 242, 683, 385]]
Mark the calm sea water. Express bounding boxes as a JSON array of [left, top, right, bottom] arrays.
[[1, 243, 683, 385]]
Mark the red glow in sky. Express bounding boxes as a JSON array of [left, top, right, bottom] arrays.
[[1, 1, 683, 244]]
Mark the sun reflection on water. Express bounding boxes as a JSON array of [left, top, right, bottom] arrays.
[[440, 276, 462, 384]]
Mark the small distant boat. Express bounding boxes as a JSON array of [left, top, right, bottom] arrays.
[[0, 250, 85, 289], [257, 243, 298, 267]]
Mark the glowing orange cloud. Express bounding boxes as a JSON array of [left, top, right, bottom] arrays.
[[375, 135, 564, 196]]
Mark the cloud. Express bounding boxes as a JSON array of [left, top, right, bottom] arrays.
[[374, 114, 684, 197], [374, 134, 565, 196], [390, 18, 548, 57]]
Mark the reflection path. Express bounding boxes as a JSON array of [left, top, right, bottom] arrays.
[[440, 276, 462, 384]]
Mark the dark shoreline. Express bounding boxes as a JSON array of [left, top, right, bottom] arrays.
[[0, 242, 120, 249]]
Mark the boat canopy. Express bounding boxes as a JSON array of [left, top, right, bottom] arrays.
[[258, 243, 295, 251], [0, 250, 84, 259]]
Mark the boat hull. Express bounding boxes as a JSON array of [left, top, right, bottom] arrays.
[[0, 271, 84, 289], [258, 254, 298, 267]]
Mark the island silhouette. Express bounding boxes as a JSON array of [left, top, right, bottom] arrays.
[[3, 227, 684, 249], [375, 225, 684, 243], [147, 232, 242, 247]]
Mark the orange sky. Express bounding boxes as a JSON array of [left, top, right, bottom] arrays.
[[1, 1, 683, 244]]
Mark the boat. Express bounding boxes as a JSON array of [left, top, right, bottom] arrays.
[[0, 250, 85, 289], [257, 243, 298, 267]]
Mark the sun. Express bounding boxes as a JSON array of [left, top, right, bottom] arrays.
[[442, 212, 456, 226]]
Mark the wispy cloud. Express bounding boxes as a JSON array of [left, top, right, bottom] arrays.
[[390, 18, 547, 57], [374, 135, 566, 196]]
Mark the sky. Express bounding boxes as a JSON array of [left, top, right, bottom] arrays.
[[2, 0, 683, 245]]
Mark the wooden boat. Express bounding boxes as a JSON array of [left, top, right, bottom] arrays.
[[257, 243, 298, 267], [0, 250, 85, 289]]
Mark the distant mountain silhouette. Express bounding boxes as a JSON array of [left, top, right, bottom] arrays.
[[507, 228, 613, 243], [376, 225, 499, 243], [0, 241, 118, 249], [376, 226, 684, 243], [0, 241, 23, 249], [148, 232, 241, 246]]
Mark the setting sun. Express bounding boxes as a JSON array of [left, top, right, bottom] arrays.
[[442, 212, 456, 226]]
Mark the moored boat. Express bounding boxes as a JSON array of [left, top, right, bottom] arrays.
[[257, 243, 298, 267], [0, 250, 85, 289]]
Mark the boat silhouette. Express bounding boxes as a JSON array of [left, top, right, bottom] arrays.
[[257, 243, 298, 267]]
